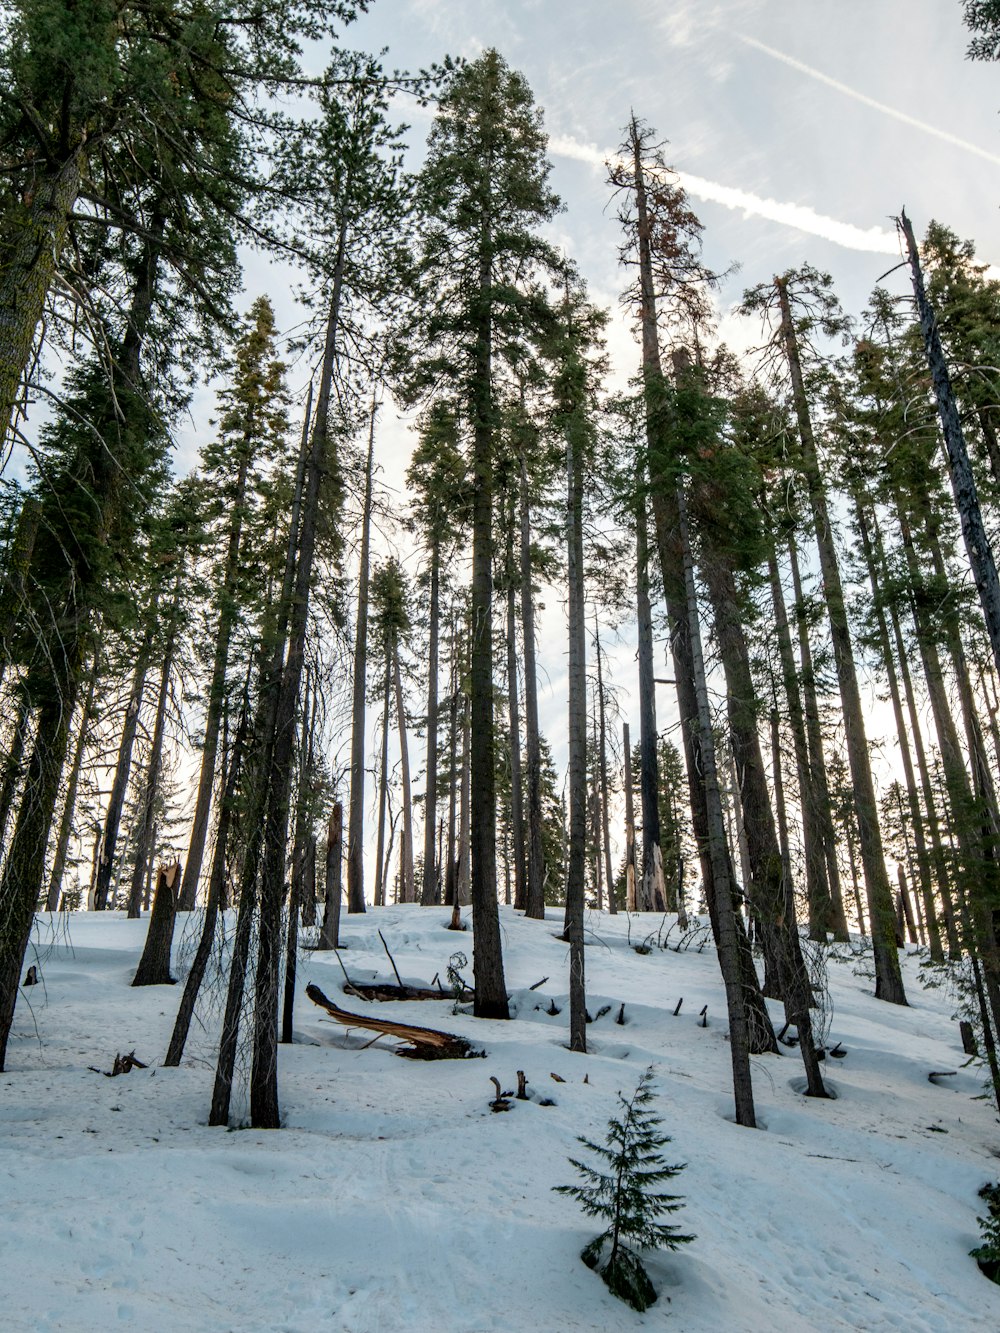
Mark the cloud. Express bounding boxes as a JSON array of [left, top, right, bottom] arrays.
[[736, 33, 1000, 169], [548, 134, 901, 255]]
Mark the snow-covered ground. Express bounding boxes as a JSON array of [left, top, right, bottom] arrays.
[[3, 906, 999, 1332]]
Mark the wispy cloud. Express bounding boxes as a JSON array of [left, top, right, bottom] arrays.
[[736, 34, 1000, 169], [549, 135, 901, 255]]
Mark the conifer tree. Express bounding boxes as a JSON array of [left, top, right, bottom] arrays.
[[401, 50, 561, 1018], [555, 1066, 694, 1312]]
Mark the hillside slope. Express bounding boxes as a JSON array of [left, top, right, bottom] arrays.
[[2, 906, 998, 1332]]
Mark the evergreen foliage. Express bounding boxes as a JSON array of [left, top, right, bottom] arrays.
[[971, 1182, 1000, 1282], [554, 1066, 694, 1311]]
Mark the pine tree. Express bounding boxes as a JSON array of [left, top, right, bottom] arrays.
[[554, 1066, 694, 1312], [400, 49, 561, 1018]]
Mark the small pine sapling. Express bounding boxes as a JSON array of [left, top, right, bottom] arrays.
[[971, 1182, 1000, 1283], [554, 1066, 694, 1311]]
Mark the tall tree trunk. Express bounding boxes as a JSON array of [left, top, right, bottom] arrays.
[[623, 722, 638, 912], [504, 507, 526, 912], [45, 655, 98, 911], [675, 481, 756, 1125], [318, 801, 343, 950], [165, 701, 247, 1065], [520, 459, 545, 919], [775, 275, 904, 1003], [458, 686, 471, 907], [467, 212, 508, 1018], [766, 546, 832, 943], [178, 391, 266, 912], [208, 385, 311, 1127], [566, 389, 587, 1053], [422, 538, 442, 905], [94, 623, 154, 909], [702, 548, 828, 1097], [0, 149, 86, 443], [0, 680, 78, 1068], [445, 617, 460, 910], [883, 526, 959, 955], [595, 622, 617, 914], [855, 503, 943, 961], [0, 690, 31, 851], [392, 632, 415, 904], [127, 619, 177, 918], [901, 211, 1000, 682], [786, 535, 849, 941], [250, 207, 348, 1128], [347, 407, 376, 915], [636, 484, 666, 912], [373, 656, 391, 909]]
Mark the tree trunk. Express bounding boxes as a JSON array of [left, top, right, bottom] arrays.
[[178, 410, 260, 912], [675, 481, 756, 1125], [0, 690, 31, 850], [520, 459, 545, 919], [94, 622, 154, 911], [0, 148, 86, 443], [347, 407, 376, 915], [504, 510, 526, 911], [901, 210, 1000, 682], [623, 722, 638, 912], [132, 861, 179, 986], [251, 207, 348, 1128], [127, 620, 177, 919], [0, 684, 78, 1069], [45, 656, 98, 911], [855, 502, 943, 961], [595, 622, 617, 914], [775, 274, 905, 1003], [566, 384, 587, 1054], [786, 535, 849, 941], [636, 484, 666, 913], [392, 634, 415, 904], [422, 539, 442, 905], [318, 801, 343, 950], [165, 704, 246, 1065], [703, 548, 828, 1097], [766, 546, 832, 943]]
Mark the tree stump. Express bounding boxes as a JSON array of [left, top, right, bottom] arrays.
[[132, 860, 180, 987]]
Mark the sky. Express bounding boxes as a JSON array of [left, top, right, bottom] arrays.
[[191, 0, 1000, 871]]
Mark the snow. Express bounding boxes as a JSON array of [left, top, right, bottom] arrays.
[[3, 906, 1000, 1332]]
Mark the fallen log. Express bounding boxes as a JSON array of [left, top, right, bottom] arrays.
[[342, 981, 474, 1003], [306, 983, 482, 1060]]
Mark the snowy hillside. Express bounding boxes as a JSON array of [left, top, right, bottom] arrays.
[[3, 907, 999, 1332]]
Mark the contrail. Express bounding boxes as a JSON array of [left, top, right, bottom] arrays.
[[737, 33, 1000, 169], [549, 135, 900, 254]]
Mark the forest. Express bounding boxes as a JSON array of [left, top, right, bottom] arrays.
[[3, 0, 1000, 1288]]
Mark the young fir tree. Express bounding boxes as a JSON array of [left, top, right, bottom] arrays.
[[554, 1066, 694, 1312]]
